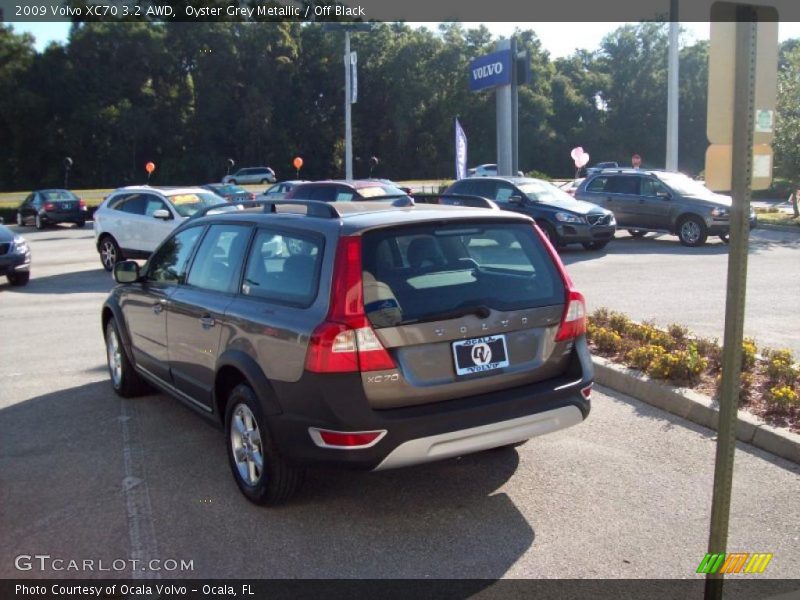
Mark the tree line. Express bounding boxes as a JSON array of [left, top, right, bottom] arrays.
[[0, 21, 798, 191]]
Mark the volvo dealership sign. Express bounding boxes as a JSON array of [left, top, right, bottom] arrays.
[[469, 49, 512, 92]]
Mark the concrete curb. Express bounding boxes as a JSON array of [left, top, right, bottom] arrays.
[[592, 356, 800, 464]]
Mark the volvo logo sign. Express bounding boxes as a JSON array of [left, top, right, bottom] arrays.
[[471, 343, 492, 365], [469, 49, 512, 92]]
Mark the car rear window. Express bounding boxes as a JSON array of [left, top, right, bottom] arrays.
[[357, 185, 405, 198], [42, 190, 78, 201], [361, 222, 564, 328]]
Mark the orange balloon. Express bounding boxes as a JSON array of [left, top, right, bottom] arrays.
[[293, 157, 303, 170], [145, 161, 156, 174]]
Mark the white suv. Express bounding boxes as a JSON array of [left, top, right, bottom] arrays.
[[93, 186, 228, 271]]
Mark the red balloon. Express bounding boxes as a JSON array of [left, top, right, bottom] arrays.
[[145, 161, 156, 174], [293, 157, 303, 170]]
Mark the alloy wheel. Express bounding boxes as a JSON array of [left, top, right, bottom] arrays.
[[230, 404, 264, 486]]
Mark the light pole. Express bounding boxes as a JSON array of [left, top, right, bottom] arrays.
[[323, 22, 373, 180], [666, 0, 680, 172]]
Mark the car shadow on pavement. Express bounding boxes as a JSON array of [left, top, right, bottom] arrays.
[[1, 268, 114, 294], [1, 379, 536, 580], [598, 384, 800, 476]]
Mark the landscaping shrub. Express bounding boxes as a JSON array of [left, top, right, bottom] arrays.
[[764, 349, 799, 386], [625, 344, 666, 371], [646, 344, 707, 382], [767, 385, 799, 407], [667, 323, 689, 343], [590, 307, 611, 329], [608, 312, 633, 336], [695, 337, 722, 369], [593, 327, 623, 355], [741, 338, 758, 372]]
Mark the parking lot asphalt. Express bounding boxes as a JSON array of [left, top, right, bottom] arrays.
[[1, 224, 799, 580]]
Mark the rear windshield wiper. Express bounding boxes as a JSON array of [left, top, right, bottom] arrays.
[[396, 305, 492, 326]]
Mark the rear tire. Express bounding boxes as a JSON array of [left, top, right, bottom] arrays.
[[228, 179, 237, 185], [719, 234, 730, 244], [99, 235, 122, 272], [16, 212, 23, 227], [582, 240, 610, 251], [628, 229, 646, 238], [225, 383, 304, 506], [7, 271, 30, 286], [75, 220, 85, 228], [260, 178, 269, 184], [677, 215, 708, 247], [35, 214, 45, 230], [105, 319, 149, 398]]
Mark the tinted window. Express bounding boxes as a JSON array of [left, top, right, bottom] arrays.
[[146, 226, 204, 284], [241, 230, 322, 307], [494, 182, 517, 204], [143, 195, 168, 216], [448, 180, 474, 195], [298, 186, 336, 201], [586, 177, 608, 192], [361, 222, 563, 328], [186, 225, 251, 293], [641, 178, 670, 197], [335, 188, 356, 201], [606, 176, 640, 195], [42, 190, 78, 201], [119, 194, 147, 215], [108, 194, 128, 211], [469, 179, 497, 199]]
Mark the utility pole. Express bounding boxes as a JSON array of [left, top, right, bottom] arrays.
[[666, 0, 680, 172], [344, 30, 352, 180]]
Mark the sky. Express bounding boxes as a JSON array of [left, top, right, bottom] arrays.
[[9, 21, 800, 56]]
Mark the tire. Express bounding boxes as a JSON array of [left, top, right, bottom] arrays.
[[260, 178, 269, 184], [105, 319, 149, 398], [228, 179, 237, 185], [627, 229, 646, 238], [538, 221, 560, 248], [35, 214, 45, 230], [582, 240, 610, 251], [489, 440, 527, 451], [7, 271, 30, 286], [677, 215, 708, 247], [99, 235, 122, 272], [16, 212, 23, 227], [75, 220, 86, 228], [225, 383, 304, 506], [719, 234, 730, 244]]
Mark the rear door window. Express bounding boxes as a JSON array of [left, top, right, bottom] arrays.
[[186, 225, 252, 293], [361, 222, 564, 328], [606, 176, 640, 195], [241, 229, 322, 307]]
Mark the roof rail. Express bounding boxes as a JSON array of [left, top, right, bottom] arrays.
[[191, 199, 342, 220], [412, 193, 499, 210]]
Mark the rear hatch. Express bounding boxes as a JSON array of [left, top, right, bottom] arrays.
[[43, 192, 83, 215], [359, 220, 571, 409]]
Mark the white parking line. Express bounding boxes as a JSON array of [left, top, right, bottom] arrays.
[[119, 399, 161, 580]]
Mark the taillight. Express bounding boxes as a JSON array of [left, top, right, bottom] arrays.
[[43, 202, 55, 211], [555, 290, 587, 341], [580, 383, 593, 399], [305, 236, 396, 373], [308, 428, 387, 449], [79, 199, 87, 211], [532, 224, 587, 342]]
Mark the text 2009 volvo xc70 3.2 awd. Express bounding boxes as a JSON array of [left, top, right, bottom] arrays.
[[102, 198, 593, 505]]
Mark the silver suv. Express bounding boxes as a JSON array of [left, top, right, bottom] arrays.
[[222, 167, 276, 185], [102, 199, 593, 505], [575, 169, 757, 246]]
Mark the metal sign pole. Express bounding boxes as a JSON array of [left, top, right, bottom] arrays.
[[344, 30, 353, 180], [704, 10, 757, 600]]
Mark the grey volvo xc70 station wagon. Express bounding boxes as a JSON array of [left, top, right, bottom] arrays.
[[102, 199, 593, 505]]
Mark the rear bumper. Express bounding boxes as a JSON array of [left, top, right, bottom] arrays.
[[375, 405, 583, 470], [266, 339, 593, 470], [42, 211, 85, 224], [706, 215, 758, 235]]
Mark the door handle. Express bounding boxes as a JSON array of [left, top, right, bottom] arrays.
[[200, 315, 216, 329]]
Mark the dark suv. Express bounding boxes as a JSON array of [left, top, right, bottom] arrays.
[[446, 177, 616, 250], [285, 179, 408, 202], [575, 169, 758, 246], [102, 199, 593, 505]]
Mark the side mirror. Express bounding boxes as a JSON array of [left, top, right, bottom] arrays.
[[152, 209, 172, 220], [0, 216, 4, 224], [114, 260, 140, 284], [509, 195, 524, 205]]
